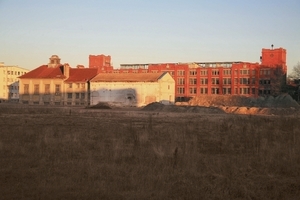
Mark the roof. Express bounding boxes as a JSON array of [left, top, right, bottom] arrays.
[[19, 65, 65, 79], [91, 72, 167, 82], [64, 68, 98, 82]]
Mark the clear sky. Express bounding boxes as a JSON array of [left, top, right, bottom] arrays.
[[0, 0, 299, 73]]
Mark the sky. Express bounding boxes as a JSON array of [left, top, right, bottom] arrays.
[[0, 0, 299, 73]]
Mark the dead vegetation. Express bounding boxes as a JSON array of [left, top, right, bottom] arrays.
[[1, 104, 300, 199]]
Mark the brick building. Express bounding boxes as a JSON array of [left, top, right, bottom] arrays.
[[91, 47, 287, 101]]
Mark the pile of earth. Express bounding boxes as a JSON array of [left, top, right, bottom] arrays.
[[143, 94, 300, 115], [87, 102, 112, 109], [142, 102, 225, 114], [184, 94, 299, 108]]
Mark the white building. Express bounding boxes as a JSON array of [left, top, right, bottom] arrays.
[[0, 62, 30, 102], [90, 72, 175, 107]]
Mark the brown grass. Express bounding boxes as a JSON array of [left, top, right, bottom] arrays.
[[0, 105, 300, 199]]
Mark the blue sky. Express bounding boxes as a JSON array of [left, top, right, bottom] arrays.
[[0, 0, 299, 73]]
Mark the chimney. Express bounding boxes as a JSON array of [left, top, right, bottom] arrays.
[[63, 63, 70, 78]]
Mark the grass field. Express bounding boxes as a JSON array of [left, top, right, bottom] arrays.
[[0, 106, 300, 199]]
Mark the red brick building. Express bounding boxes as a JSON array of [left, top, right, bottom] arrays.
[[90, 47, 287, 101]]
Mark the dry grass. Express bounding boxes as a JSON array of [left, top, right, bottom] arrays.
[[0, 105, 300, 199]]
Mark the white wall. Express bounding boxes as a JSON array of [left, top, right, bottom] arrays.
[[90, 73, 175, 107]]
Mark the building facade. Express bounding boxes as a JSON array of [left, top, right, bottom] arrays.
[[18, 47, 287, 106], [19, 55, 98, 106], [90, 72, 175, 107], [0, 62, 29, 102], [94, 47, 286, 101]]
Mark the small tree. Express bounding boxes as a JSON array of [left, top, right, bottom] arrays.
[[289, 62, 300, 79]]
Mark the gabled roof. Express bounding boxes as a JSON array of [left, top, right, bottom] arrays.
[[19, 65, 65, 79], [91, 72, 167, 82], [64, 68, 98, 82]]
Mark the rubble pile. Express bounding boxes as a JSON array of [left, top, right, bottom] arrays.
[[143, 94, 300, 115]]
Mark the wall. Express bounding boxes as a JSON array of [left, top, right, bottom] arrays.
[[0, 66, 29, 102], [19, 78, 65, 105], [90, 74, 175, 107], [64, 82, 89, 106]]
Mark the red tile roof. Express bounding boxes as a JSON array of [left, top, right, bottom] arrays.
[[91, 72, 167, 82], [19, 65, 98, 83], [19, 65, 65, 79], [64, 68, 98, 82]]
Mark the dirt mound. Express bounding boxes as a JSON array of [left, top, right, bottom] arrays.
[[143, 95, 300, 115], [142, 102, 165, 111], [187, 94, 299, 108], [87, 102, 112, 109], [142, 102, 225, 114]]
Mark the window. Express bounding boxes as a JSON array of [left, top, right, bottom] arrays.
[[212, 78, 219, 84], [177, 78, 185, 85], [177, 87, 185, 94], [252, 70, 256, 75], [212, 69, 219, 76], [223, 78, 231, 85], [200, 78, 208, 85], [240, 88, 250, 94], [68, 83, 72, 88], [200, 87, 208, 94], [222, 88, 231, 95], [24, 84, 29, 94], [189, 87, 197, 94], [189, 78, 197, 85], [55, 84, 60, 95], [259, 79, 271, 85], [34, 84, 39, 94], [81, 83, 85, 88], [200, 70, 207, 76], [177, 70, 185, 76], [251, 88, 256, 95], [81, 93, 85, 99], [211, 87, 219, 94], [76, 83, 80, 88], [240, 69, 249, 75], [251, 78, 255, 84], [75, 93, 80, 99], [67, 93, 72, 99], [239, 78, 250, 85], [189, 70, 197, 76], [45, 84, 50, 94], [260, 69, 271, 76], [223, 70, 231, 75]]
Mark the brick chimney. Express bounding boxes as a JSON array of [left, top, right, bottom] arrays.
[[63, 63, 70, 78]]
